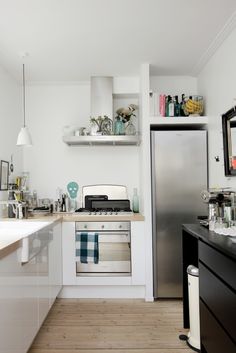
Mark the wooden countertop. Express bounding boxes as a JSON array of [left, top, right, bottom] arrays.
[[60, 212, 145, 222]]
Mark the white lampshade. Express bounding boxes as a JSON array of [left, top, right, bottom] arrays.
[[16, 126, 33, 146]]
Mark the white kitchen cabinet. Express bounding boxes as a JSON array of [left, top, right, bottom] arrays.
[[62, 222, 76, 285], [0, 247, 38, 353], [0, 221, 62, 353], [131, 221, 146, 285], [48, 222, 62, 306], [38, 223, 62, 326], [37, 228, 50, 327]]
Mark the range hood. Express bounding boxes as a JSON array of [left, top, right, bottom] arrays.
[[90, 76, 113, 119]]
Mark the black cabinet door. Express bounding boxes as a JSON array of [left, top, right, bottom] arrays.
[[199, 262, 236, 342], [200, 300, 236, 353], [199, 240, 236, 290]]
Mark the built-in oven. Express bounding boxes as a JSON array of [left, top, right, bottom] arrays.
[[75, 221, 131, 276]]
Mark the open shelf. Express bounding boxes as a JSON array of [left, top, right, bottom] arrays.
[[149, 116, 208, 126], [63, 135, 141, 146]]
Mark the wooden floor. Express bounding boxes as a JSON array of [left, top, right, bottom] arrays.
[[29, 299, 192, 353]]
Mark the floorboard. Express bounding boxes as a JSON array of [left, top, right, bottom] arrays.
[[29, 299, 192, 353]]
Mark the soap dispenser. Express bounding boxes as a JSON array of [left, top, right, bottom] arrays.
[[132, 188, 139, 213]]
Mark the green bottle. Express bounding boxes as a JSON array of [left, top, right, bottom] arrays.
[[180, 94, 186, 116], [175, 95, 180, 117], [132, 188, 139, 213], [165, 95, 171, 117]]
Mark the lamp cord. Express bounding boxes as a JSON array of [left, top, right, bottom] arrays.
[[23, 63, 26, 127]]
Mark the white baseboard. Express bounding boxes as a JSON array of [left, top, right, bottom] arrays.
[[145, 296, 154, 302], [59, 285, 146, 299]]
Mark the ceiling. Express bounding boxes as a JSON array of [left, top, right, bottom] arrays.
[[0, 0, 236, 82]]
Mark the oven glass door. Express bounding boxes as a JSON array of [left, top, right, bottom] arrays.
[[76, 231, 131, 276]]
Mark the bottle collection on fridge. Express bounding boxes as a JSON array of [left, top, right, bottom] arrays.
[[150, 92, 204, 117]]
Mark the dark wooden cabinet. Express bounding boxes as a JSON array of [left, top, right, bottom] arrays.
[[199, 240, 236, 290], [199, 241, 236, 352], [182, 225, 236, 353], [200, 300, 236, 353], [199, 262, 236, 342]]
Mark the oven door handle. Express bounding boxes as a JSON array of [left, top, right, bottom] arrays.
[[76, 231, 130, 236], [75, 231, 130, 242], [96, 232, 129, 237]]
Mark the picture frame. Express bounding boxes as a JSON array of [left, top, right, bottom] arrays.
[[0, 160, 9, 190], [222, 107, 236, 176]]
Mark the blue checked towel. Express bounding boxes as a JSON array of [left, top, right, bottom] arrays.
[[75, 232, 99, 264]]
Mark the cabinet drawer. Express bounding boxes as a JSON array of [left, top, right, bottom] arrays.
[[199, 262, 236, 342], [200, 300, 236, 353], [199, 240, 236, 290]]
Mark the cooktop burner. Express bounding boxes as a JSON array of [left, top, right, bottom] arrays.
[[75, 207, 132, 215], [75, 198, 133, 215]]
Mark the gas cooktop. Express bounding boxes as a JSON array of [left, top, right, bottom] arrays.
[[75, 198, 133, 215], [75, 208, 133, 216]]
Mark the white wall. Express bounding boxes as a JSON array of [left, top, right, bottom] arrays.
[[150, 75, 198, 96], [23, 79, 140, 204], [198, 27, 236, 189], [0, 64, 22, 208]]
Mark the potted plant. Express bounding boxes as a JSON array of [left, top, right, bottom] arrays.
[[114, 104, 138, 135], [90, 115, 113, 135]]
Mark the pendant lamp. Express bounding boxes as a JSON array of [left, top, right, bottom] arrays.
[[17, 63, 32, 146]]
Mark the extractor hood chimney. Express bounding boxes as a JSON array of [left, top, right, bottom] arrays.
[[90, 76, 113, 119]]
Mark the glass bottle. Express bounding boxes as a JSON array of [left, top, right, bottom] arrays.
[[132, 188, 139, 213], [174, 95, 180, 117], [125, 119, 136, 135], [32, 190, 38, 208], [114, 118, 125, 135], [180, 94, 186, 116], [165, 95, 171, 117], [8, 188, 15, 218], [168, 96, 175, 117]]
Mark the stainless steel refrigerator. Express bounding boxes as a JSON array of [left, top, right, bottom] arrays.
[[151, 130, 208, 298]]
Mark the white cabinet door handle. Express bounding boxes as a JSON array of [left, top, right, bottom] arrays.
[[21, 238, 29, 263]]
